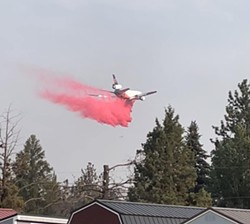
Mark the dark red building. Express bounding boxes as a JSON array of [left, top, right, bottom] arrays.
[[67, 199, 204, 224], [68, 199, 250, 224]]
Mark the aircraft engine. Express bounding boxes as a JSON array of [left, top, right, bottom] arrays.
[[140, 96, 146, 101], [112, 84, 122, 90]]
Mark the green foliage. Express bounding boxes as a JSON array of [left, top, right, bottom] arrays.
[[73, 162, 102, 206], [211, 79, 250, 208], [128, 106, 197, 205], [40, 173, 62, 216], [0, 179, 24, 211], [189, 188, 212, 207], [185, 121, 212, 206], [13, 135, 61, 215]]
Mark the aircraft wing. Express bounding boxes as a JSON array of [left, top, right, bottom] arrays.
[[130, 90, 157, 100], [138, 90, 157, 97]]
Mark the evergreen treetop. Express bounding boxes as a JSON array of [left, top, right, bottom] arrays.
[[211, 79, 250, 208], [128, 106, 197, 205]]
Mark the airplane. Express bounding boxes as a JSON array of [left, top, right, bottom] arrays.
[[111, 74, 157, 101], [89, 74, 157, 101]]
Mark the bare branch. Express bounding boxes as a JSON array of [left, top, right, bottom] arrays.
[[109, 160, 135, 171], [108, 179, 132, 189], [24, 197, 44, 205], [0, 105, 22, 204]]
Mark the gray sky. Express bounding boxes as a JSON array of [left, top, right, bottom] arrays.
[[1, 0, 249, 182]]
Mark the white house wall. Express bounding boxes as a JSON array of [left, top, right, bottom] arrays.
[[16, 215, 67, 224], [0, 215, 68, 224]]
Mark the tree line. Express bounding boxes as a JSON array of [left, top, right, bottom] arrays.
[[1, 79, 250, 217]]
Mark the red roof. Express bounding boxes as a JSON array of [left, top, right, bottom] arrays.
[[0, 208, 17, 220]]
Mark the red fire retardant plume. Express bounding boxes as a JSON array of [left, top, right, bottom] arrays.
[[38, 75, 134, 127]]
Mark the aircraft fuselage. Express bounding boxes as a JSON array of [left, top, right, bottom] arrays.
[[116, 89, 142, 100]]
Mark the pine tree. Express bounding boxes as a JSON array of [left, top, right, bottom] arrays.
[[211, 79, 250, 208], [13, 135, 61, 214], [73, 162, 102, 206], [55, 162, 102, 216], [190, 188, 212, 207], [185, 121, 212, 206], [0, 166, 24, 211], [41, 172, 62, 216], [186, 121, 210, 192], [128, 106, 197, 205]]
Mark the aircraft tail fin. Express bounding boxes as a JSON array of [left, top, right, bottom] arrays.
[[112, 74, 118, 85]]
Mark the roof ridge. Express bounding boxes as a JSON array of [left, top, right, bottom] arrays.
[[97, 199, 204, 210], [213, 206, 250, 212], [121, 213, 191, 219], [0, 208, 16, 211]]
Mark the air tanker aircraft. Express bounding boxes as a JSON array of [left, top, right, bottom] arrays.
[[90, 74, 157, 101]]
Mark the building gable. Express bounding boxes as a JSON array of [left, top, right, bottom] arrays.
[[68, 202, 121, 224], [184, 210, 239, 224], [0, 216, 15, 224]]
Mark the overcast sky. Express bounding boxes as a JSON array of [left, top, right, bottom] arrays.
[[1, 0, 250, 182]]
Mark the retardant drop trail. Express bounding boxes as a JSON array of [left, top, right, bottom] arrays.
[[37, 74, 134, 127]]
